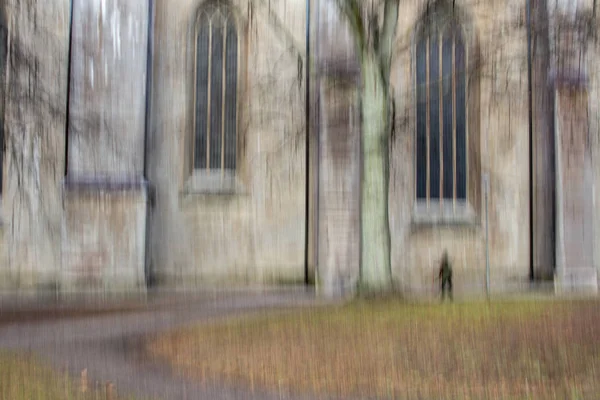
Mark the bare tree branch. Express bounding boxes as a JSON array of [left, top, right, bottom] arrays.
[[336, 0, 366, 56], [252, 0, 305, 60], [379, 0, 399, 79]]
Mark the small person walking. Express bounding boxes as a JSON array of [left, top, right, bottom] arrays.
[[438, 250, 453, 301]]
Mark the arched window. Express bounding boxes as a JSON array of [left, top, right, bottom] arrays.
[[194, 4, 238, 172], [416, 12, 467, 203]]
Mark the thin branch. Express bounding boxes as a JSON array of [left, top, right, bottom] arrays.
[[336, 0, 366, 56], [252, 0, 305, 60], [379, 0, 399, 79]]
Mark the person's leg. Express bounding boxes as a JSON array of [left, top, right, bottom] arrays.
[[441, 278, 446, 301], [448, 276, 453, 301]]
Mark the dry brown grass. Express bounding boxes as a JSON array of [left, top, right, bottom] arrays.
[[146, 298, 600, 399], [0, 351, 138, 400]]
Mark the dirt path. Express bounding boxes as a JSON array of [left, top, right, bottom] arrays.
[[0, 288, 339, 400]]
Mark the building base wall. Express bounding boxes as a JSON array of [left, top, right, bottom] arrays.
[[60, 180, 148, 293]]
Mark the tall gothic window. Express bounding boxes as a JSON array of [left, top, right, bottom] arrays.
[[194, 5, 238, 172], [416, 17, 467, 203]]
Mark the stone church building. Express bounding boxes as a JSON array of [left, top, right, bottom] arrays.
[[0, 0, 598, 296]]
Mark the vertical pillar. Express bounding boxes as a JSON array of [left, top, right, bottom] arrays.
[[532, 0, 556, 280], [551, 0, 598, 293], [61, 0, 149, 292], [315, 1, 361, 297]]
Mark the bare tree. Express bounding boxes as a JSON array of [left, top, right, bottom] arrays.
[[335, 0, 399, 292]]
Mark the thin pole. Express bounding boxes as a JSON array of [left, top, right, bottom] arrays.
[[526, 0, 535, 281], [64, 0, 75, 177], [304, 0, 311, 285], [314, 0, 322, 285], [143, 0, 155, 288], [143, 0, 154, 180], [484, 174, 490, 297]]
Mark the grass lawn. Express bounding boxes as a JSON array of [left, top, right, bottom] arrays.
[[0, 352, 134, 400], [146, 298, 600, 400]]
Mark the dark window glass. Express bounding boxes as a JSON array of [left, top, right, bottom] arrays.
[[416, 38, 427, 200], [209, 21, 224, 170], [415, 22, 469, 204], [455, 38, 467, 200], [224, 24, 237, 170], [442, 34, 454, 199], [194, 23, 209, 169], [194, 8, 238, 172], [429, 36, 440, 200], [0, 25, 6, 195]]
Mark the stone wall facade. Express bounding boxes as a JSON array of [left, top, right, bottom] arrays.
[[0, 0, 69, 290], [147, 0, 308, 287], [0, 0, 598, 296], [389, 0, 531, 295], [312, 0, 599, 296]]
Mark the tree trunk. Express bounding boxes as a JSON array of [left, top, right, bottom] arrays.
[[360, 54, 392, 292]]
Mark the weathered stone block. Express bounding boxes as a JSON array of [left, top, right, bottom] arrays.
[[61, 182, 147, 292], [554, 89, 595, 295], [555, 268, 598, 294], [68, 0, 149, 178]]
